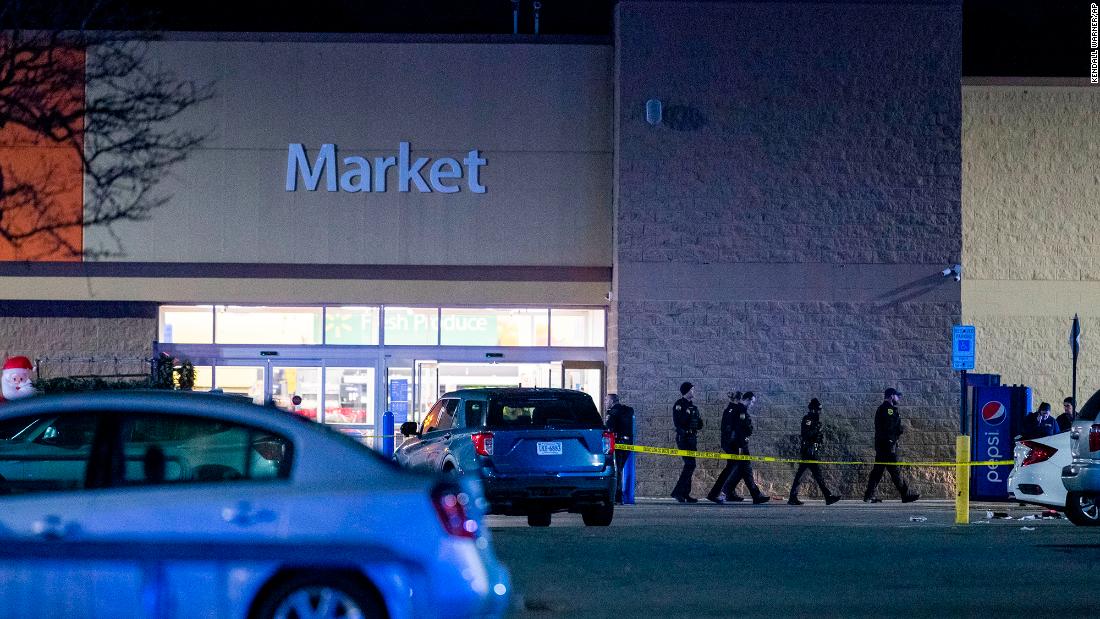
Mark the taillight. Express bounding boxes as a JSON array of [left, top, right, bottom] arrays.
[[431, 484, 478, 539], [602, 430, 615, 455], [1021, 440, 1057, 467], [471, 431, 494, 456], [1090, 424, 1100, 452]]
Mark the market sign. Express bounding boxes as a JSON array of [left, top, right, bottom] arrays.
[[286, 142, 487, 194]]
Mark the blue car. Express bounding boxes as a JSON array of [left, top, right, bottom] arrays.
[[395, 388, 617, 527]]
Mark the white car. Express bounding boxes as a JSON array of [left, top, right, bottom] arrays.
[[0, 390, 509, 619], [1008, 431, 1071, 509]]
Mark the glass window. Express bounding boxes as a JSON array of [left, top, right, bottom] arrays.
[[0, 414, 97, 494], [213, 366, 265, 405], [437, 399, 459, 429], [215, 306, 323, 345], [271, 367, 321, 422], [118, 413, 291, 485], [440, 308, 549, 346], [324, 367, 375, 425], [325, 306, 380, 345], [159, 305, 213, 344], [460, 400, 486, 428], [421, 399, 445, 433], [384, 307, 439, 345], [486, 393, 603, 429], [550, 309, 606, 347]]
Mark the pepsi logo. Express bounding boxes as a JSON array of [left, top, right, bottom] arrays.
[[981, 401, 1007, 426]]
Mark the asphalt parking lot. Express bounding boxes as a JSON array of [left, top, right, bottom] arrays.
[[489, 499, 1097, 618]]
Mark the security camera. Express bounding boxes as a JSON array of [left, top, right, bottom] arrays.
[[940, 267, 953, 277], [941, 264, 962, 282]]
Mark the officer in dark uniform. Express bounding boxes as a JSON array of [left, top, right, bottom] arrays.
[[788, 398, 840, 505], [671, 382, 702, 503], [724, 391, 770, 504], [707, 391, 743, 504], [604, 393, 634, 504], [863, 388, 920, 503]]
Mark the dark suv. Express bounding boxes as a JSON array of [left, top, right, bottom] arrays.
[[395, 388, 616, 527]]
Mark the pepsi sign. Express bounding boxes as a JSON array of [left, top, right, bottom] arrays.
[[971, 387, 1015, 499], [980, 401, 1007, 426]]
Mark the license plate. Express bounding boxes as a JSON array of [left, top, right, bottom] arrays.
[[536, 441, 563, 456]]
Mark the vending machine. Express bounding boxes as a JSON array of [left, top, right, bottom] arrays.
[[970, 383, 1032, 500]]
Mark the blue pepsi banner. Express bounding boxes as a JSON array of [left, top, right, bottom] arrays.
[[971, 386, 1014, 500]]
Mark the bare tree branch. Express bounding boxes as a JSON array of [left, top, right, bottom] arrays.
[[0, 0, 212, 258]]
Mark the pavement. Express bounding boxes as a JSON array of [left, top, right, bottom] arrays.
[[488, 498, 1096, 618]]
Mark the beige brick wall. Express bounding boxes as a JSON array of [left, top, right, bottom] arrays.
[[963, 84, 1100, 408], [0, 317, 155, 380]]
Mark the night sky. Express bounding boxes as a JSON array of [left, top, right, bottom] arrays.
[[6, 1, 1095, 77]]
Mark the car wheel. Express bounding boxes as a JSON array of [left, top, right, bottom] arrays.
[[581, 504, 614, 527], [252, 573, 383, 619], [1065, 492, 1100, 526], [441, 463, 459, 479], [527, 511, 552, 527]]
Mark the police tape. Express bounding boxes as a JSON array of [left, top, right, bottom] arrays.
[[614, 443, 1013, 467]]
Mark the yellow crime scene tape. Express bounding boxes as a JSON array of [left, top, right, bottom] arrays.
[[614, 443, 1013, 468]]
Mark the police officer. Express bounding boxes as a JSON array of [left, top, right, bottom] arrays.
[[604, 393, 634, 504], [671, 381, 703, 503], [788, 398, 840, 505], [863, 388, 920, 503], [707, 391, 744, 504], [724, 391, 770, 505]]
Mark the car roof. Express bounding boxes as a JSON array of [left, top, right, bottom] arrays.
[[442, 387, 593, 399], [0, 390, 307, 430]]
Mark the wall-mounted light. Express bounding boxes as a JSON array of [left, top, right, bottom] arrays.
[[645, 99, 662, 126], [941, 264, 963, 282]]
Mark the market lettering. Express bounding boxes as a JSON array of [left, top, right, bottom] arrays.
[[285, 142, 487, 194]]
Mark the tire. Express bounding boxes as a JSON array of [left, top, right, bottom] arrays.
[[1065, 492, 1100, 526], [252, 573, 384, 619], [581, 504, 614, 527], [527, 511, 552, 527]]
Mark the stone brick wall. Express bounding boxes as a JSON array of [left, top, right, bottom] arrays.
[[614, 1, 962, 498], [963, 84, 1100, 409], [0, 315, 156, 381]]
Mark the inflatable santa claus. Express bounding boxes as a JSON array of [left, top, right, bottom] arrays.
[[0, 356, 37, 402]]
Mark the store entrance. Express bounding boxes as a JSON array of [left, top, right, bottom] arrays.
[[387, 359, 604, 425]]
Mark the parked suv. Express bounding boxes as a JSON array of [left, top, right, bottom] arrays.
[[395, 388, 616, 527], [1061, 390, 1100, 526]]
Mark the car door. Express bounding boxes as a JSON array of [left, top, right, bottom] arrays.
[[426, 398, 460, 471], [397, 399, 445, 471], [80, 411, 293, 541], [0, 412, 144, 617], [0, 412, 100, 538]]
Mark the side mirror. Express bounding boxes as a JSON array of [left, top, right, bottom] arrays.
[[400, 421, 419, 437]]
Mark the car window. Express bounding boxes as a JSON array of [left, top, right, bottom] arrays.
[[458, 400, 485, 429], [117, 413, 291, 486], [0, 413, 98, 495], [437, 399, 459, 430], [486, 394, 603, 429], [421, 400, 445, 433], [0, 416, 37, 440]]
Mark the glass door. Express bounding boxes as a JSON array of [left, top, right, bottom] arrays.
[[269, 364, 322, 421], [562, 361, 604, 408], [415, 360, 439, 422]]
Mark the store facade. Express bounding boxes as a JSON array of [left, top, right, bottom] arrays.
[[15, 2, 1085, 500]]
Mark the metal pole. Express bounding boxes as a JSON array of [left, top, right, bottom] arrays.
[[959, 369, 968, 435], [382, 411, 395, 457]]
